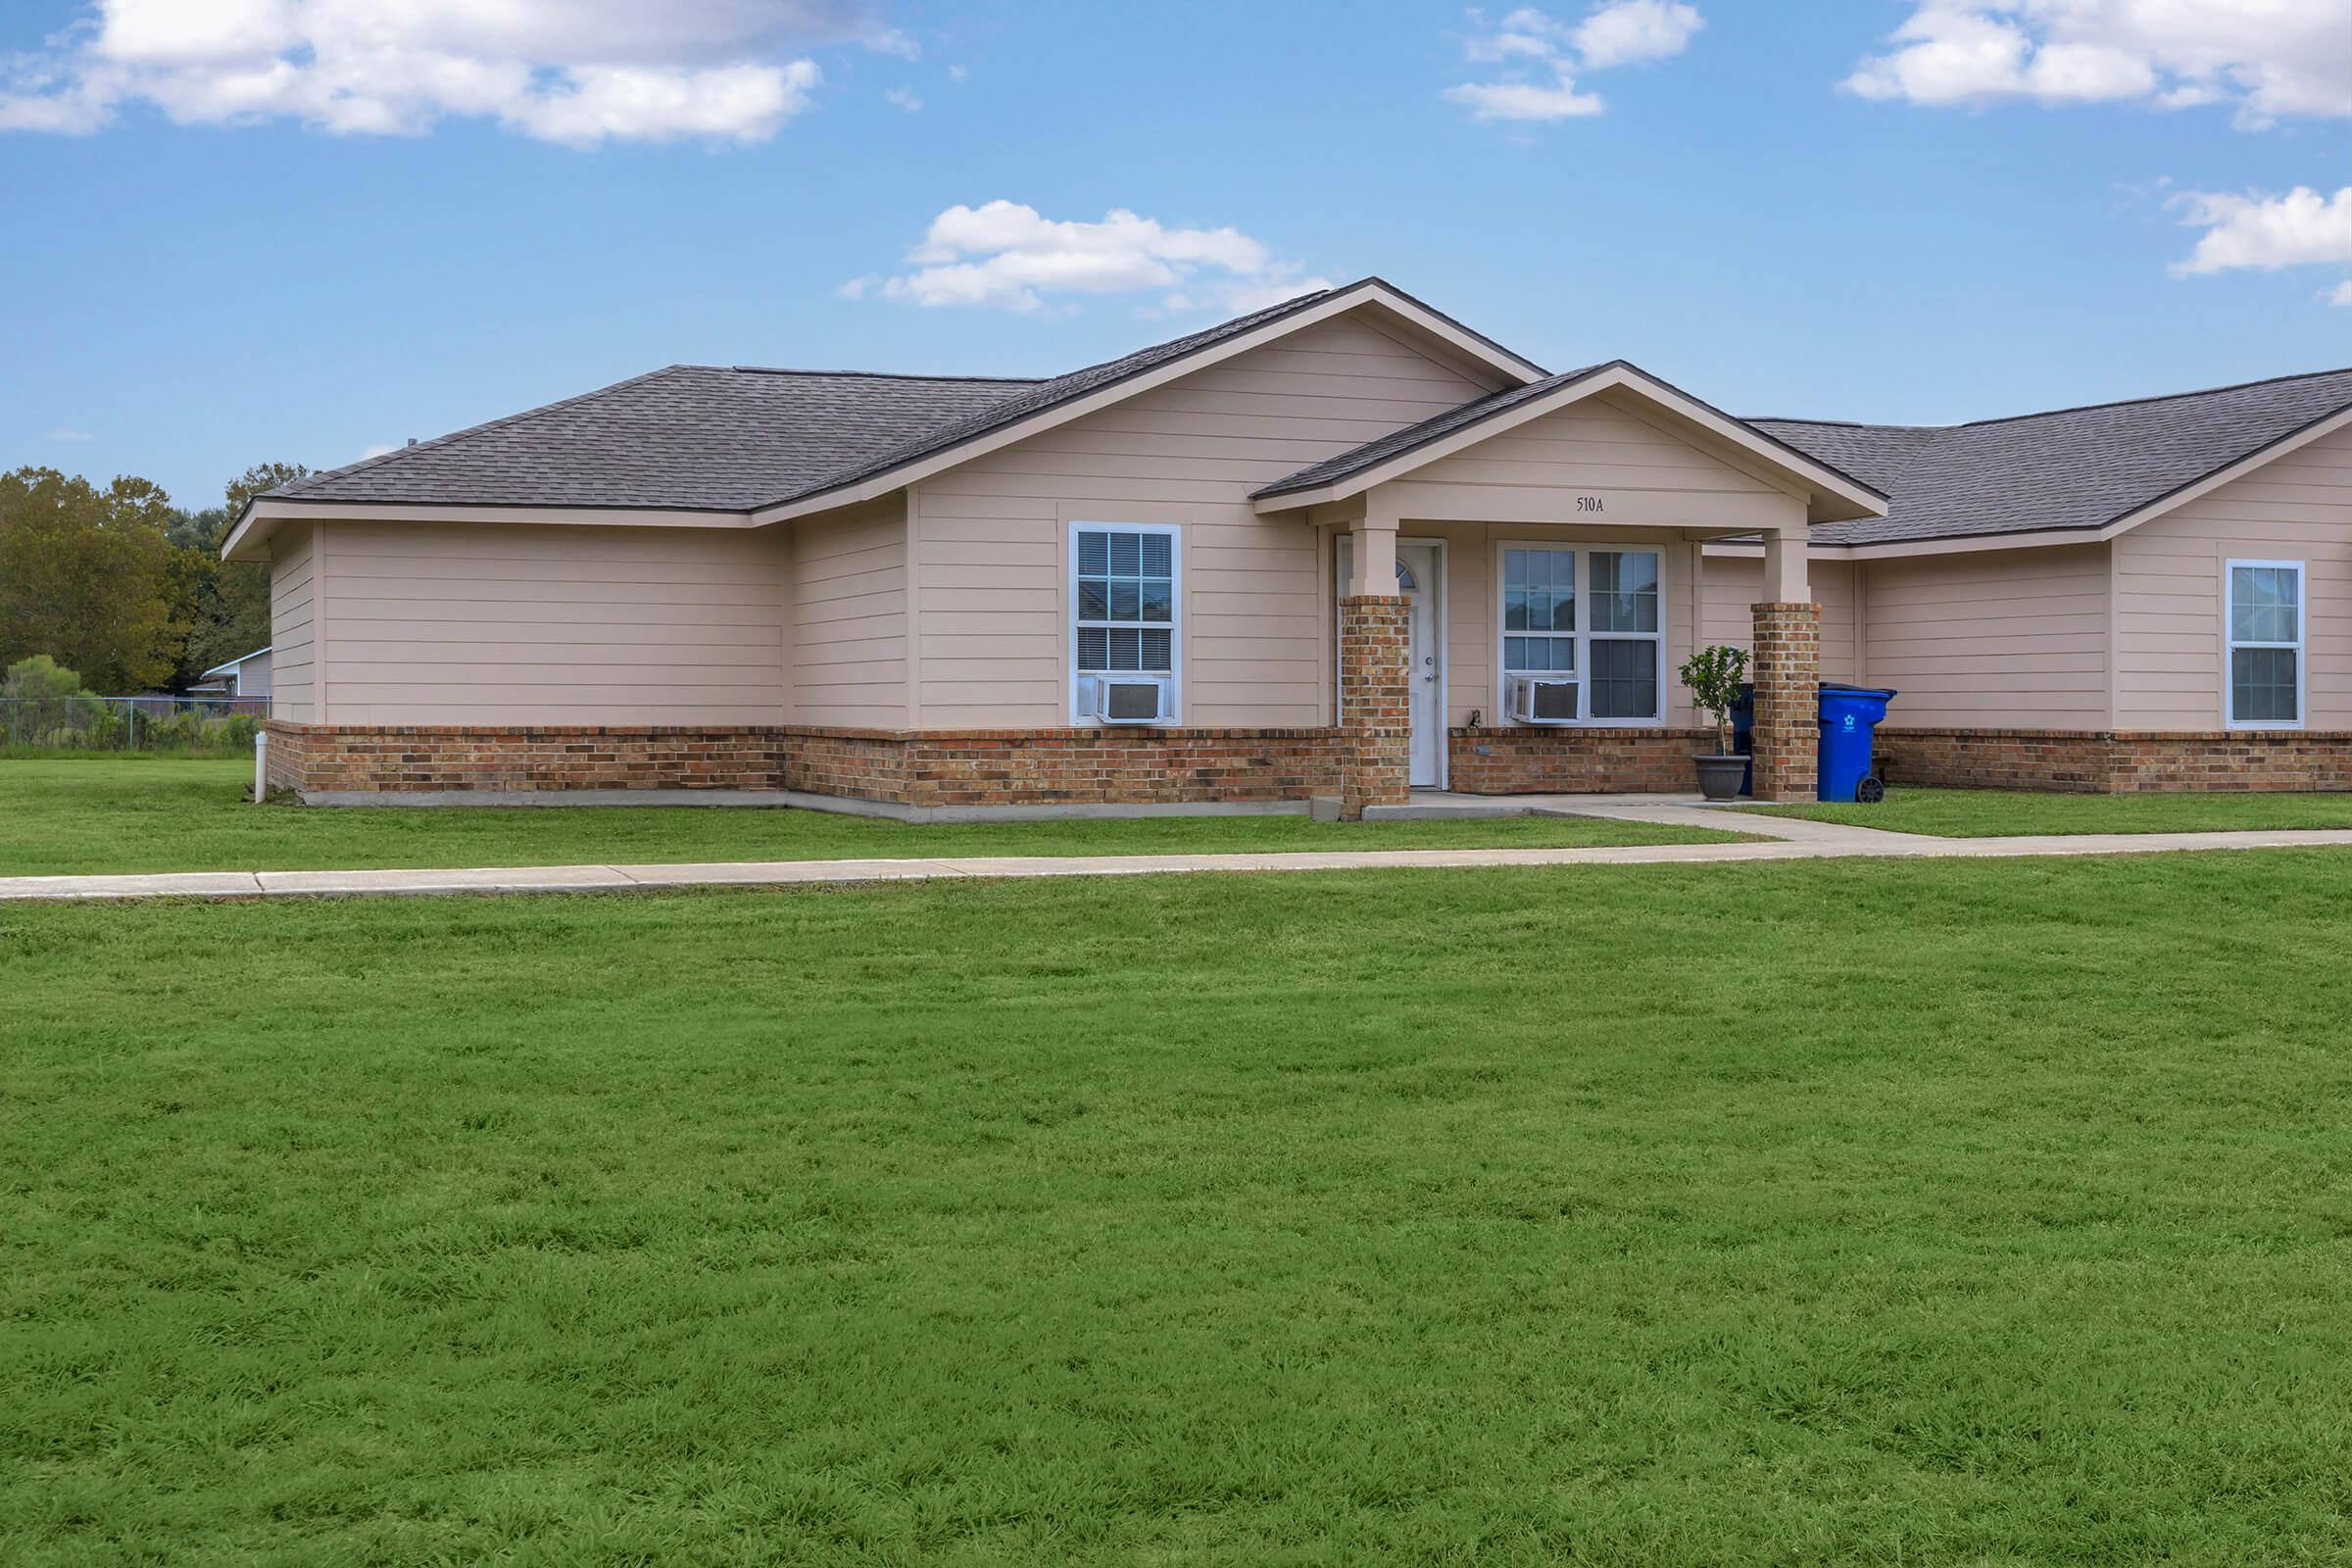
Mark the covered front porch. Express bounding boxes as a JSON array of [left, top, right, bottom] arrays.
[[1250, 363, 1885, 819]]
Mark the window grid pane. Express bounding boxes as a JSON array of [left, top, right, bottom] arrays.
[[1590, 638, 1660, 719], [1590, 552, 1659, 633], [1077, 528, 1175, 675], [2232, 647, 2297, 724]]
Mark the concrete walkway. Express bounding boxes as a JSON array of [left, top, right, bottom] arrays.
[[6, 808, 2352, 903]]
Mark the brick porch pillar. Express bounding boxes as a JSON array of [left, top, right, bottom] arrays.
[[1339, 594, 1411, 819], [1749, 601, 1820, 803]]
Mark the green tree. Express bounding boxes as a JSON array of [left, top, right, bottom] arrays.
[[0, 468, 184, 691]]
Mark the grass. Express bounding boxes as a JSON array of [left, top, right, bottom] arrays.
[[1747, 785, 2352, 837], [0, 760, 1740, 877], [7, 854, 2352, 1563]]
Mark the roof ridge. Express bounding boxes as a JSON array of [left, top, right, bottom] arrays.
[[270, 364, 691, 499], [1746, 416, 1944, 431], [1953, 365, 2352, 428], [719, 366, 1048, 383], [1755, 366, 2352, 435]]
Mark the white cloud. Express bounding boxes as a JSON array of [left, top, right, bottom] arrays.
[[946, 64, 968, 82], [2167, 186, 2352, 281], [1445, 78, 1603, 122], [884, 84, 920, 112], [850, 201, 1332, 317], [0, 0, 899, 144], [1844, 2, 2352, 126], [43, 426, 95, 441], [1572, 0, 1703, 69], [358, 441, 399, 461], [2331, 280, 2352, 308], [1446, 3, 1701, 123]]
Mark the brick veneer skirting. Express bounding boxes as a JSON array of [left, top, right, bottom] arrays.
[[264, 719, 1341, 806], [263, 721, 782, 794], [1447, 727, 1719, 794], [782, 725, 1343, 808], [1876, 727, 2352, 794]]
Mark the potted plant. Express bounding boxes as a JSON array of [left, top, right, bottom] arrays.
[[1678, 644, 1750, 801]]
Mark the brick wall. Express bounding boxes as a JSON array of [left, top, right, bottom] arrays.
[[1447, 727, 1718, 794], [1748, 602, 1820, 803], [1339, 595, 1411, 820], [787, 726, 1342, 808], [1873, 729, 2112, 793], [266, 717, 2352, 802], [263, 721, 778, 793], [1879, 727, 2352, 794], [267, 718, 1340, 805]]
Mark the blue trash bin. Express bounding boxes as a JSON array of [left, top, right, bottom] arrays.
[[1816, 683, 1897, 803]]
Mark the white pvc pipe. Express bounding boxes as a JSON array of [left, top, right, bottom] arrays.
[[253, 731, 269, 804]]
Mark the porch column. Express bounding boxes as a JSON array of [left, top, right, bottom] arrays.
[[1749, 525, 1819, 804], [1339, 505, 1409, 819]]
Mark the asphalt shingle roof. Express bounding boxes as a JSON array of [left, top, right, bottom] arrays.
[[264, 281, 2352, 555], [270, 285, 1348, 514], [270, 366, 1040, 512], [1754, 367, 2352, 547]]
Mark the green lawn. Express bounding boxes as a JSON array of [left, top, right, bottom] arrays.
[[1748, 785, 2352, 837], [0, 760, 1738, 877], [7, 856, 2350, 1563]]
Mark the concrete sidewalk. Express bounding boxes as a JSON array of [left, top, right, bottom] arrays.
[[6, 814, 2352, 903]]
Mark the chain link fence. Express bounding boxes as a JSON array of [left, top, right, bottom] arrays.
[[1, 695, 270, 754]]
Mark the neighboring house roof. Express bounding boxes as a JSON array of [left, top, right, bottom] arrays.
[[270, 368, 1040, 513], [1251, 361, 1886, 523], [1755, 367, 2352, 548], [199, 646, 271, 677]]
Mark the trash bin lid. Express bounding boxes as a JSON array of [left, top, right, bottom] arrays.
[[1819, 682, 1897, 699]]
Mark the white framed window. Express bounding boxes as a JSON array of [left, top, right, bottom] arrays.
[[1069, 521, 1180, 723], [2227, 559, 2303, 729], [1497, 545, 1663, 724]]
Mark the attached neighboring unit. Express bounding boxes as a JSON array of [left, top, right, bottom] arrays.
[[218, 276, 2352, 812]]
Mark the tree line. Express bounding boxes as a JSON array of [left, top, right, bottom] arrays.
[[0, 461, 307, 694]]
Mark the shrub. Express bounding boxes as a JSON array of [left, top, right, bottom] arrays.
[[1678, 645, 1749, 757]]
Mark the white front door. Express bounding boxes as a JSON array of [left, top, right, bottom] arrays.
[[1397, 543, 1443, 789]]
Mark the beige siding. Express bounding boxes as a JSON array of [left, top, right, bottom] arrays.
[[790, 496, 907, 727], [2114, 423, 2352, 729], [317, 519, 788, 724], [1408, 392, 1789, 501], [908, 313, 1498, 727], [1860, 544, 2111, 728], [1697, 554, 1861, 685], [268, 523, 317, 722]]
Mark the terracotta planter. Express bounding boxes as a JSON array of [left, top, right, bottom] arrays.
[[1693, 754, 1748, 802]]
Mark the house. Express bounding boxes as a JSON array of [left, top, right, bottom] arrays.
[[220, 278, 2352, 812], [192, 647, 272, 705]]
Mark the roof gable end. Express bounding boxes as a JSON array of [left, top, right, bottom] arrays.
[[1251, 361, 1886, 524]]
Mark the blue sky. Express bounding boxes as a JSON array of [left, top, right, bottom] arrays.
[[2, 1, 2346, 512]]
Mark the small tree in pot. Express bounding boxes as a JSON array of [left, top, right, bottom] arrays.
[[1677, 644, 1749, 801]]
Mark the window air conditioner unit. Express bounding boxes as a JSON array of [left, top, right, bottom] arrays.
[[1092, 675, 1171, 725], [1507, 674, 1579, 725]]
